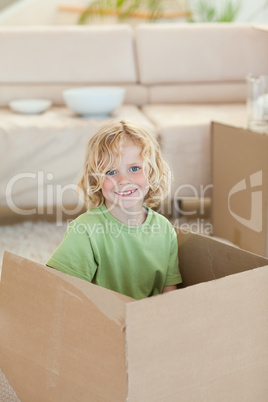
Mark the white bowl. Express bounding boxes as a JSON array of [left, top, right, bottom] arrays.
[[62, 86, 125, 117], [9, 99, 52, 114]]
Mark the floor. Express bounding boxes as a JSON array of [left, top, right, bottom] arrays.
[[0, 220, 67, 275]]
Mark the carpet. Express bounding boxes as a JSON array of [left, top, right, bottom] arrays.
[[0, 220, 67, 276]]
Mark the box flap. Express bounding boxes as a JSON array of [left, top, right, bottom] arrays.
[[212, 122, 268, 256], [0, 251, 132, 401], [176, 228, 268, 286], [126, 266, 268, 401]]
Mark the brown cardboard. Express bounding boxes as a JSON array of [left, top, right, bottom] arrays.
[[0, 254, 132, 402], [212, 122, 268, 257], [126, 267, 268, 401], [177, 228, 268, 287], [1, 230, 268, 401]]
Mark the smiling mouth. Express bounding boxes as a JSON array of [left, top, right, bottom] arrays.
[[115, 189, 137, 197]]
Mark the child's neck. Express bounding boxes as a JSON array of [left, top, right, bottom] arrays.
[[105, 201, 147, 226]]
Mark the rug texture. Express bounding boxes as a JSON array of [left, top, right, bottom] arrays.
[[0, 221, 67, 275], [0, 368, 20, 402]]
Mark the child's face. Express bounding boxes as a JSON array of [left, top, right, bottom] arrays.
[[102, 140, 149, 216]]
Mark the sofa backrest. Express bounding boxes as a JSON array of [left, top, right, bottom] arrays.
[[0, 25, 147, 106], [135, 24, 268, 103], [1, 24, 268, 106], [0, 25, 137, 83]]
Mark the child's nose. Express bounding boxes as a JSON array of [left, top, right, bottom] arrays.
[[117, 173, 131, 185]]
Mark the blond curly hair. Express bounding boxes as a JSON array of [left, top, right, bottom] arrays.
[[77, 120, 172, 209]]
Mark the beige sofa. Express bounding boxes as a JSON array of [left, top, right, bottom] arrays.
[[0, 23, 267, 220]]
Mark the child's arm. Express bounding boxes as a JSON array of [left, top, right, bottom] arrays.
[[162, 285, 177, 293]]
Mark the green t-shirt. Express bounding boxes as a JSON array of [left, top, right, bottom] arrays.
[[46, 204, 182, 300]]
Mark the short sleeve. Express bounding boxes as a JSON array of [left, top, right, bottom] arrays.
[[164, 230, 182, 286], [46, 221, 98, 282]]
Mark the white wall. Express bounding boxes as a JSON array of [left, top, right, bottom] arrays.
[[240, 0, 268, 22], [189, 0, 268, 23], [0, 0, 268, 25], [224, 0, 268, 22]]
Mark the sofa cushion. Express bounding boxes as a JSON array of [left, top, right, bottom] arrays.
[[142, 103, 247, 198], [0, 25, 137, 84], [136, 24, 268, 85]]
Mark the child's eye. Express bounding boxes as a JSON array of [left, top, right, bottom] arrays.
[[130, 166, 140, 172], [106, 169, 116, 176]]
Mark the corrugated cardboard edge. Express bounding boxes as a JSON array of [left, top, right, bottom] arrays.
[[0, 251, 134, 401], [175, 227, 268, 286], [125, 266, 268, 401], [211, 121, 268, 257], [125, 228, 268, 400], [1, 251, 132, 327]]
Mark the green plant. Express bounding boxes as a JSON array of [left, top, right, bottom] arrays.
[[78, 0, 191, 23], [78, 0, 165, 23], [188, 0, 241, 22]]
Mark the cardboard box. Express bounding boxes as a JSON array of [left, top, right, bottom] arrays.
[[1, 230, 268, 401], [212, 122, 268, 257]]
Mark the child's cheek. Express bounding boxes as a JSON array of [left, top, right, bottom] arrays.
[[139, 171, 149, 186], [102, 177, 115, 195], [139, 174, 150, 195]]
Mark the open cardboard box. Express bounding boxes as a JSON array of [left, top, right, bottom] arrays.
[[212, 122, 268, 257], [1, 229, 268, 401]]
